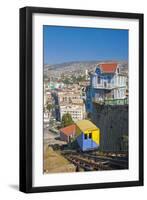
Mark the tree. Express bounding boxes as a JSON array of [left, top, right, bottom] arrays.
[[76, 75, 86, 82], [63, 77, 70, 84], [46, 103, 53, 112], [61, 113, 74, 127]]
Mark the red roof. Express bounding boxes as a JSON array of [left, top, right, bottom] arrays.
[[59, 124, 76, 136], [99, 63, 118, 73]]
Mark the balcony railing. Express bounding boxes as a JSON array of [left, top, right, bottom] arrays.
[[92, 83, 126, 90], [92, 97, 128, 105]]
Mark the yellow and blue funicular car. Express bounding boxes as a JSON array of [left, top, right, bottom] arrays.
[[75, 120, 100, 151]]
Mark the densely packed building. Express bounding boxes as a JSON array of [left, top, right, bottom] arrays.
[[57, 90, 86, 122]]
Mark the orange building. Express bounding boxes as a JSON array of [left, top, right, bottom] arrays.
[[59, 124, 76, 143]]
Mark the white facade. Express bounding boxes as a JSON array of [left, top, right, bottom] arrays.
[[59, 104, 86, 122], [92, 73, 127, 91], [57, 91, 82, 104], [91, 64, 128, 101]]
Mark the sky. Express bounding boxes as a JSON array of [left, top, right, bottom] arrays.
[[43, 25, 128, 65]]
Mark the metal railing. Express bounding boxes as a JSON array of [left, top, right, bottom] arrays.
[[92, 83, 126, 90], [92, 98, 128, 105]]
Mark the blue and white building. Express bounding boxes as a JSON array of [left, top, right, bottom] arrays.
[[86, 63, 128, 112]]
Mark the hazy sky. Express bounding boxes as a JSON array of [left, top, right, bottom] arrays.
[[43, 25, 128, 65]]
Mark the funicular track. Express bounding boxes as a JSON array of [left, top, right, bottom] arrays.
[[62, 150, 128, 171]]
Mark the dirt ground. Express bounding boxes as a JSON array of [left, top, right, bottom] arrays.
[[44, 145, 76, 173]]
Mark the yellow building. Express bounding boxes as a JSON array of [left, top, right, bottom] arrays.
[[75, 120, 100, 151]]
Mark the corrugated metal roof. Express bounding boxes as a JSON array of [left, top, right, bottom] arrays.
[[76, 120, 98, 132]]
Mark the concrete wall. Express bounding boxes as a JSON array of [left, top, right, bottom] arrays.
[[91, 104, 128, 152]]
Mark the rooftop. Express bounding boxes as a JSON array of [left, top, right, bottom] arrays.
[[76, 120, 98, 132], [59, 124, 76, 136], [99, 63, 118, 73], [60, 103, 84, 107]]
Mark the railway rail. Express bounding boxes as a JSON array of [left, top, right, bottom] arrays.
[[64, 154, 111, 171], [62, 151, 128, 171], [82, 153, 128, 169]]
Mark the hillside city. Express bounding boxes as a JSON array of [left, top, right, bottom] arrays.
[[43, 61, 129, 173], [44, 61, 128, 127]]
